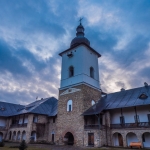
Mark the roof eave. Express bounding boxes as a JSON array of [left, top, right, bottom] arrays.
[[59, 43, 101, 57]]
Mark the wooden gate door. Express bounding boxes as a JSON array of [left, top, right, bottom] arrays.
[[88, 133, 94, 146], [118, 133, 123, 146]]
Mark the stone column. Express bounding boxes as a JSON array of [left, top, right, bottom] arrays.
[[122, 132, 127, 147], [105, 111, 111, 146], [26, 114, 33, 143]]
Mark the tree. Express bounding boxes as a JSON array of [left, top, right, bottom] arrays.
[[19, 140, 28, 150]]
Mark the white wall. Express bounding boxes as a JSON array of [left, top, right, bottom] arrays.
[[136, 105, 149, 122], [110, 109, 121, 124], [24, 116, 28, 123], [0, 118, 6, 127], [123, 107, 135, 123], [110, 106, 149, 124], [60, 45, 100, 89]]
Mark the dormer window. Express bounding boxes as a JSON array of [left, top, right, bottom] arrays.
[[0, 106, 6, 111], [67, 100, 72, 112], [139, 93, 148, 100], [90, 67, 94, 78], [69, 66, 74, 77]]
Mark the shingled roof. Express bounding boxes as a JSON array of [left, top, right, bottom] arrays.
[[0, 102, 24, 117], [0, 97, 58, 117], [82, 85, 150, 116]]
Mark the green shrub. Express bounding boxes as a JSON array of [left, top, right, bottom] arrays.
[[0, 139, 5, 147], [19, 140, 28, 150]]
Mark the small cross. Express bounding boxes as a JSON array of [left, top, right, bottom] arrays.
[[79, 17, 83, 24]]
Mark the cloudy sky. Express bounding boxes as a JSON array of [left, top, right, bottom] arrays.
[[0, 0, 150, 104]]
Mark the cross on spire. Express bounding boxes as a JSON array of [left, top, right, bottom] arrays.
[[79, 17, 83, 25]]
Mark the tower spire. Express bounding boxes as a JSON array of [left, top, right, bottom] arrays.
[[70, 19, 90, 47], [76, 18, 84, 37]]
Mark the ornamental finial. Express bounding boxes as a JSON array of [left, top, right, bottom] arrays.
[[79, 17, 83, 25]]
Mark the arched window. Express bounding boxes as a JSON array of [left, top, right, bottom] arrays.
[[90, 67, 94, 78], [67, 100, 72, 112], [69, 66, 74, 77], [91, 100, 95, 106]]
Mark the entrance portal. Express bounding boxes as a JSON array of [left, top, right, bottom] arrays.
[[64, 132, 74, 145], [88, 133, 94, 146]]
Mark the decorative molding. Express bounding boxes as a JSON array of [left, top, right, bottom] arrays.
[[60, 88, 81, 96]]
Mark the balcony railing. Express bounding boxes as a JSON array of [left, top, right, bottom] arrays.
[[0, 126, 7, 130], [110, 122, 150, 129], [84, 124, 105, 129], [10, 123, 27, 128]]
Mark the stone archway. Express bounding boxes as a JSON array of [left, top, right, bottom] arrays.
[[142, 132, 150, 148], [12, 131, 16, 141], [113, 132, 123, 146], [64, 132, 74, 145], [126, 132, 138, 146], [0, 132, 3, 142], [31, 131, 36, 142], [22, 131, 26, 141], [17, 131, 21, 141]]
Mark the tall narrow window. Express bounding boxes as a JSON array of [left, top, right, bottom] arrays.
[[67, 100, 72, 112], [69, 66, 74, 77], [90, 67, 94, 78]]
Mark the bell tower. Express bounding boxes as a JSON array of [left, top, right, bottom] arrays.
[[56, 22, 101, 146], [59, 22, 101, 90]]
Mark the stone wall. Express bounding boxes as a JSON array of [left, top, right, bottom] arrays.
[[84, 129, 106, 147], [56, 84, 101, 146], [48, 117, 57, 142]]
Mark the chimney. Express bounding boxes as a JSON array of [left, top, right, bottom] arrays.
[[121, 88, 125, 91], [144, 82, 148, 87]]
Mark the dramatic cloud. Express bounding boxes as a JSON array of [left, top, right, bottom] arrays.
[[0, 0, 150, 104]]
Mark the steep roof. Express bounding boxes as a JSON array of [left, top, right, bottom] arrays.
[[0, 97, 58, 117], [59, 43, 101, 57], [82, 85, 150, 116], [0, 101, 24, 117]]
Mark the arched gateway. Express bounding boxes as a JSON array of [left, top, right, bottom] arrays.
[[64, 132, 74, 145]]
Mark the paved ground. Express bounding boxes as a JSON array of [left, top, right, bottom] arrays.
[[29, 144, 144, 150], [5, 142, 146, 150]]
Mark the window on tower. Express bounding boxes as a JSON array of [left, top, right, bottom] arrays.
[[90, 67, 94, 78], [67, 100, 72, 112], [69, 66, 74, 77]]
